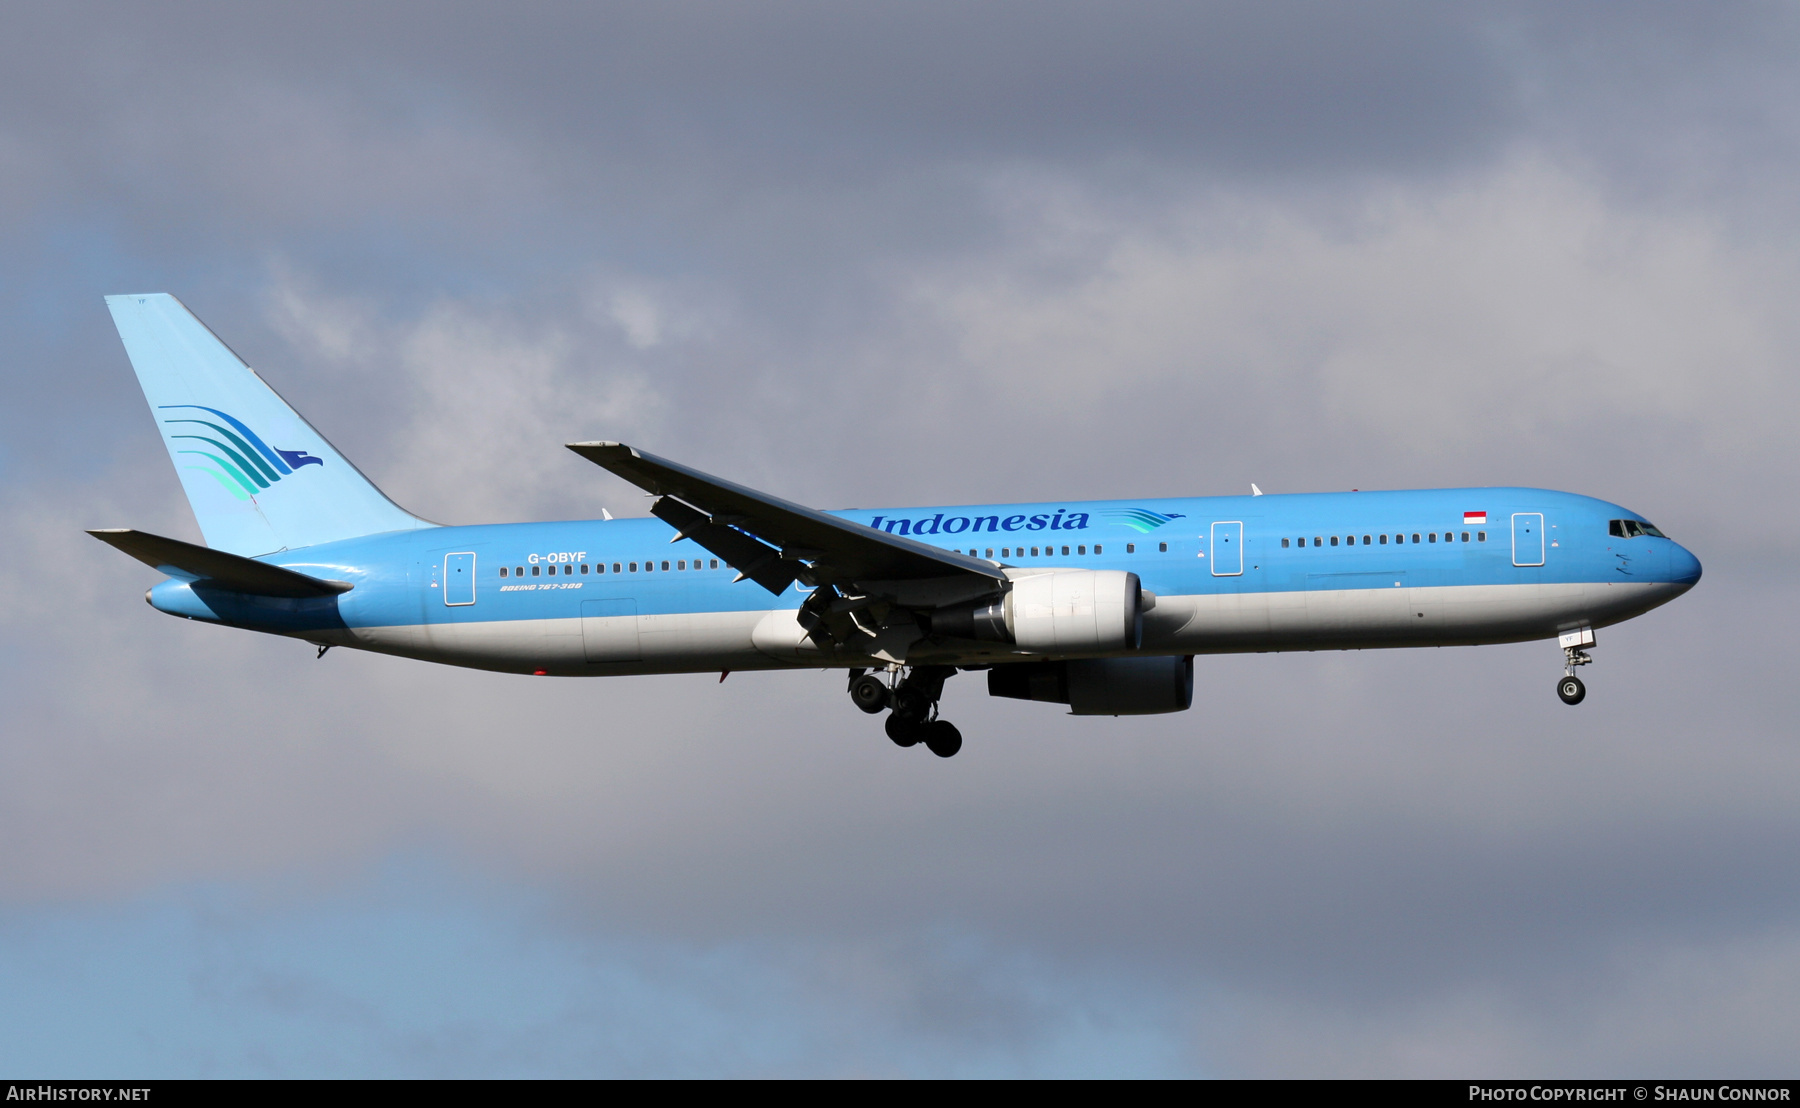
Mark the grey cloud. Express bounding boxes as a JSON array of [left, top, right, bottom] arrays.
[[5, 0, 1800, 1076], [0, 2, 1515, 173], [1209, 926, 1800, 1077]]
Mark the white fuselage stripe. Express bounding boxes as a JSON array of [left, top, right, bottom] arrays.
[[305, 579, 1687, 676]]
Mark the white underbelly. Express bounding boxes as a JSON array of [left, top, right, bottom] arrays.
[[320, 579, 1684, 672], [1154, 580, 1681, 652], [343, 609, 779, 675]]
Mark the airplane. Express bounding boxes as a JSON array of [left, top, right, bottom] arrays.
[[91, 294, 1703, 759]]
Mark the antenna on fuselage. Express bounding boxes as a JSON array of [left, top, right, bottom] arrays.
[[1251, 483, 1263, 496]]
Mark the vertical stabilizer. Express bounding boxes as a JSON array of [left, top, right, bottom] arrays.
[[106, 293, 433, 556]]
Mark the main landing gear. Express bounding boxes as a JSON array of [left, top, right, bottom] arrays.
[[848, 666, 963, 758], [1557, 633, 1594, 705]]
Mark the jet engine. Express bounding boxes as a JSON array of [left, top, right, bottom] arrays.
[[987, 655, 1194, 716], [930, 569, 1143, 652]]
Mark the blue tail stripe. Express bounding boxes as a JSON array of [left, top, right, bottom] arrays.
[[159, 405, 292, 474], [164, 419, 281, 483], [177, 449, 260, 495], [171, 435, 271, 488]]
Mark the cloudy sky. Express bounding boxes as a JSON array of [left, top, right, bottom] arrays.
[[3, 1, 1798, 1076]]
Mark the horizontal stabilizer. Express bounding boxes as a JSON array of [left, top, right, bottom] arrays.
[[87, 529, 352, 598]]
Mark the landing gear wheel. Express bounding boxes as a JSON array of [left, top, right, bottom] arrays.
[[924, 719, 963, 759], [849, 673, 889, 714], [886, 711, 927, 747], [1557, 675, 1586, 705], [891, 686, 929, 720]]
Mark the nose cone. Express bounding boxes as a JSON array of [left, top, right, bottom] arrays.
[[1669, 542, 1703, 587]]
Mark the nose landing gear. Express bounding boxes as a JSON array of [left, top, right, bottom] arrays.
[[849, 665, 963, 757], [1556, 627, 1594, 705], [1557, 673, 1586, 705]]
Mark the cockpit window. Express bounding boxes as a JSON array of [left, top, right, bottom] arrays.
[[1610, 519, 1668, 539]]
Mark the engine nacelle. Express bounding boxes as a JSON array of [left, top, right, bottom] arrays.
[[1009, 569, 1141, 652], [933, 569, 1142, 652], [987, 655, 1194, 715]]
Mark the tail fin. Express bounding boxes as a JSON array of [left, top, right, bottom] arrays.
[[105, 293, 433, 556]]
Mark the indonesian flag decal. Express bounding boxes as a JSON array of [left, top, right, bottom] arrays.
[[1464, 511, 1487, 525]]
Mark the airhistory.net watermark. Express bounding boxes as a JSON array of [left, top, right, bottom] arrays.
[[5, 1089, 150, 1102]]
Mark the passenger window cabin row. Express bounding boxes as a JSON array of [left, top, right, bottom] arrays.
[[960, 544, 1110, 559], [1282, 531, 1487, 548], [498, 542, 1161, 579], [953, 542, 1170, 559], [498, 559, 722, 578], [497, 528, 1504, 577]]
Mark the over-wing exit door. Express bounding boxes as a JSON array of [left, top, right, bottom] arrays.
[[444, 552, 476, 605]]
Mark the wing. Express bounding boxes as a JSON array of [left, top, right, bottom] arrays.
[[88, 528, 353, 598], [565, 442, 1007, 648]]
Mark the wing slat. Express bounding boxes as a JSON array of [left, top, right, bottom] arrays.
[[567, 441, 1006, 598]]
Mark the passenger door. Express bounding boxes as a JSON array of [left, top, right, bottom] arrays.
[[443, 552, 476, 605], [1210, 521, 1244, 576], [1512, 513, 1545, 567]]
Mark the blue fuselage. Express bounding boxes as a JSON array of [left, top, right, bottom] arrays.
[[147, 486, 1701, 675]]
